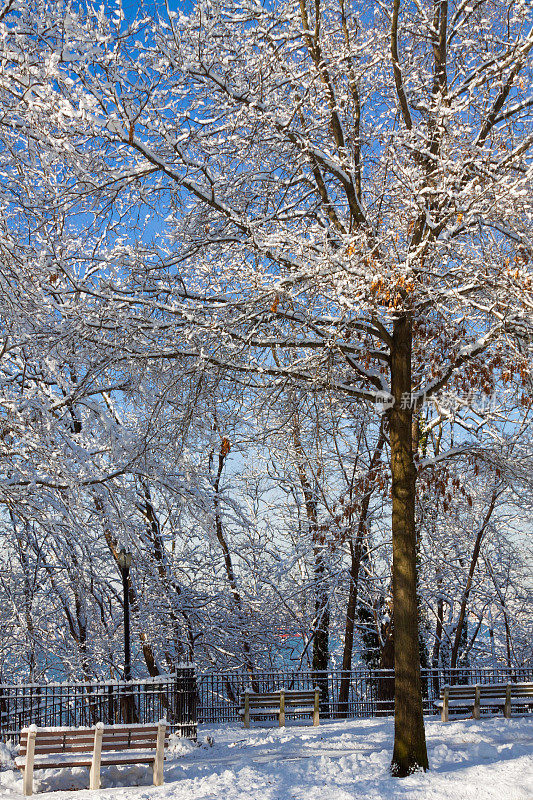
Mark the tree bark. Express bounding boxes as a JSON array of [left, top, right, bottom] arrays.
[[390, 314, 428, 775]]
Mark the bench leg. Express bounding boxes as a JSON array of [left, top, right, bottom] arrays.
[[473, 686, 481, 720], [244, 691, 250, 729], [441, 687, 449, 722], [313, 688, 320, 727], [89, 722, 104, 790], [23, 726, 37, 796], [279, 690, 285, 728], [153, 720, 166, 786], [504, 685, 511, 719], [23, 765, 34, 797]]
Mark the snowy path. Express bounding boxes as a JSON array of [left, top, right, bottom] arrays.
[[169, 744, 377, 767], [1, 715, 532, 800]]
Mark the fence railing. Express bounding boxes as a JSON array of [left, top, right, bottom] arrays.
[[2, 665, 530, 738], [196, 666, 533, 723], [0, 668, 197, 742]]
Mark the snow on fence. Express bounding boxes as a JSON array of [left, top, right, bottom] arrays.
[[196, 666, 533, 723], [0, 667, 197, 743]]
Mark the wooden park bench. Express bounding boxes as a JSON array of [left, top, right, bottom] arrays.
[[437, 682, 533, 722], [15, 721, 167, 796], [240, 688, 320, 728]]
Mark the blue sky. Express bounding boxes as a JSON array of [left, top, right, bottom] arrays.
[[120, 0, 193, 22]]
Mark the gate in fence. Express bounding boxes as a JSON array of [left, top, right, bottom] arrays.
[[196, 666, 533, 723], [0, 667, 197, 743]]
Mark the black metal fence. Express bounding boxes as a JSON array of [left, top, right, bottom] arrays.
[[2, 666, 530, 739], [0, 668, 197, 743], [197, 666, 533, 723]]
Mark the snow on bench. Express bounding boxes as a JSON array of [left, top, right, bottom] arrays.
[[239, 688, 320, 728], [436, 682, 533, 722], [15, 721, 167, 796]]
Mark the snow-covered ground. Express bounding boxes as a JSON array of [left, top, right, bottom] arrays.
[[1, 715, 532, 800]]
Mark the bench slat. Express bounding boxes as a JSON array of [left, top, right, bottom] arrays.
[[245, 692, 315, 705], [20, 734, 163, 756], [15, 750, 159, 771], [284, 699, 316, 706], [247, 699, 284, 706], [245, 691, 316, 697], [21, 724, 160, 734], [22, 734, 160, 747], [21, 741, 160, 757], [101, 740, 159, 751], [240, 707, 312, 714], [93, 726, 159, 735], [16, 756, 93, 770], [21, 728, 158, 740]]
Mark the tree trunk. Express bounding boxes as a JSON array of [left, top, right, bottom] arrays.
[[485, 559, 514, 673], [338, 425, 385, 717], [389, 314, 428, 775], [313, 536, 330, 676], [450, 490, 498, 669], [143, 484, 190, 666], [337, 538, 362, 717], [93, 494, 161, 677], [212, 441, 256, 685], [289, 410, 330, 709], [431, 570, 444, 698]]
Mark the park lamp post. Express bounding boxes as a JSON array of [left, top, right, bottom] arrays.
[[116, 548, 133, 683]]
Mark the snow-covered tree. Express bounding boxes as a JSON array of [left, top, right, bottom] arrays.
[[0, 0, 532, 774]]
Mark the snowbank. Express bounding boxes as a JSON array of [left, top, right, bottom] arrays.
[[0, 741, 14, 771], [0, 715, 531, 799]]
